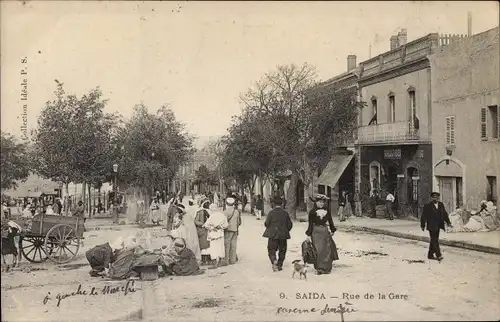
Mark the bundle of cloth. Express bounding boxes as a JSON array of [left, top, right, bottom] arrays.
[[463, 201, 499, 232], [448, 209, 467, 232], [86, 232, 203, 279]]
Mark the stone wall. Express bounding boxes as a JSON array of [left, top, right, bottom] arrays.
[[429, 27, 500, 208]]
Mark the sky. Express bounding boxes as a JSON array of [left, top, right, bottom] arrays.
[[1, 1, 499, 146]]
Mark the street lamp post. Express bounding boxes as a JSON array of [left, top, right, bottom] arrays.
[[112, 163, 118, 224]]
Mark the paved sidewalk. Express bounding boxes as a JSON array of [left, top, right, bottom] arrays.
[[255, 201, 500, 255], [85, 202, 500, 255]]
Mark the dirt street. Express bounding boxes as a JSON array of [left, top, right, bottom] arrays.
[[2, 213, 499, 321]]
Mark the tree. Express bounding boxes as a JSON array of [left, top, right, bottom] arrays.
[[118, 104, 194, 205], [239, 63, 361, 219], [32, 81, 121, 212], [1, 132, 30, 190]]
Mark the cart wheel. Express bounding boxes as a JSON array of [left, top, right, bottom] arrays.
[[45, 224, 80, 264], [21, 236, 52, 263]]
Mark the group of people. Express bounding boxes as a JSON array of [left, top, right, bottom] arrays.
[[87, 194, 244, 278], [263, 194, 339, 275], [86, 234, 203, 279]]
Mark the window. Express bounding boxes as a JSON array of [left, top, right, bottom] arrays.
[[487, 176, 497, 205], [368, 98, 378, 125], [445, 116, 456, 145], [408, 89, 416, 118], [388, 95, 395, 123], [481, 105, 499, 140]]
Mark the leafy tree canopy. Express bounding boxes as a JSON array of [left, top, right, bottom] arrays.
[[1, 132, 30, 190], [118, 104, 194, 196]]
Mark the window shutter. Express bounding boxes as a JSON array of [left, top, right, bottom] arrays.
[[497, 106, 500, 139], [450, 116, 455, 145], [481, 107, 487, 140], [446, 116, 451, 145]]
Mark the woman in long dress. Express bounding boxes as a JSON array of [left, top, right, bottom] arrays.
[[150, 198, 161, 225], [305, 194, 339, 275], [171, 205, 201, 261], [194, 199, 211, 265], [203, 203, 228, 269]]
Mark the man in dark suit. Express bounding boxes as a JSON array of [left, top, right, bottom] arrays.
[[421, 192, 452, 261], [263, 195, 293, 272]]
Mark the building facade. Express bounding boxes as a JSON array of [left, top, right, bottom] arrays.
[[429, 27, 500, 210], [307, 55, 360, 216], [176, 148, 218, 194], [356, 30, 440, 217]]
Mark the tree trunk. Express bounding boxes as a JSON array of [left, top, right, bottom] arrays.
[[82, 182, 87, 213], [260, 171, 265, 215], [88, 184, 92, 217], [306, 180, 315, 212], [286, 171, 299, 220], [249, 176, 256, 215], [65, 183, 70, 216]]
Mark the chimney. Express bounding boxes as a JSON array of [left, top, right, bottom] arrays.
[[398, 29, 407, 46], [347, 55, 357, 71], [390, 35, 399, 50], [467, 11, 472, 36]]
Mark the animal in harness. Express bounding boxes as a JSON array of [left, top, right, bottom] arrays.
[[1, 221, 22, 268]]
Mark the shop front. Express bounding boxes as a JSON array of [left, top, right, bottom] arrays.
[[359, 144, 432, 218]]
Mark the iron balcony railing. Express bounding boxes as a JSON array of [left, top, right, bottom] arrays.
[[357, 121, 421, 144]]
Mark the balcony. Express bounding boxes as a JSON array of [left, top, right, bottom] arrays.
[[357, 121, 421, 145]]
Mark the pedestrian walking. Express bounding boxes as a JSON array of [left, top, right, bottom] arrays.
[[262, 195, 293, 272], [354, 189, 362, 217], [223, 197, 241, 265], [241, 194, 248, 213], [421, 192, 452, 261], [203, 204, 228, 269], [385, 191, 395, 220], [344, 191, 353, 219], [72, 201, 86, 233], [195, 199, 211, 265], [255, 195, 264, 220], [369, 189, 379, 218], [306, 194, 339, 275], [338, 190, 347, 222]]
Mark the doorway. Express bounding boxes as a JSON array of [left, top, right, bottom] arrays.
[[407, 167, 419, 217], [438, 177, 453, 212], [387, 165, 398, 194]]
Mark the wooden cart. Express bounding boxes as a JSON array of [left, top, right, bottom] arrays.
[[16, 214, 84, 264]]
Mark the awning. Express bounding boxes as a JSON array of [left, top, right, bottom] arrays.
[[317, 154, 354, 187]]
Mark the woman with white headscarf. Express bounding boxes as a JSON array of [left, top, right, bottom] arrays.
[[171, 204, 201, 261], [203, 203, 228, 269]]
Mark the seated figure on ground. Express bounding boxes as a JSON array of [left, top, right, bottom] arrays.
[[86, 237, 124, 277], [164, 237, 203, 276]]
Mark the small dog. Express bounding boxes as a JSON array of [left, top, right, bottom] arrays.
[[292, 259, 308, 281]]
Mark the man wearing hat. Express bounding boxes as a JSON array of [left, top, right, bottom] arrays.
[[262, 195, 293, 272], [421, 192, 452, 261], [223, 196, 242, 265]]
